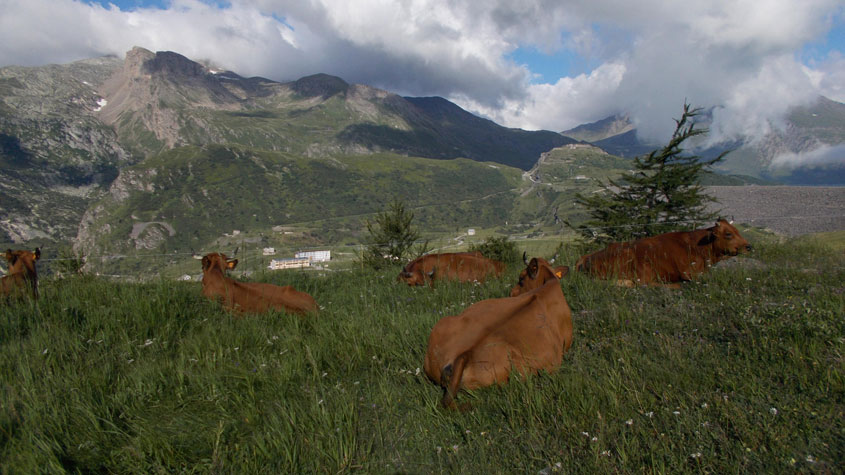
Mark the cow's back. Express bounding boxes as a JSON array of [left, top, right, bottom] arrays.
[[424, 280, 571, 390], [578, 229, 718, 285], [202, 270, 317, 315], [432, 253, 504, 282], [576, 242, 637, 279], [243, 281, 318, 315]]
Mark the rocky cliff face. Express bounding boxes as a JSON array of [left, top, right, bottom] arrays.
[[0, 55, 131, 244]]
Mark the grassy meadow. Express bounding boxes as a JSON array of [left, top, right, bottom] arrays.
[[1, 236, 843, 473]]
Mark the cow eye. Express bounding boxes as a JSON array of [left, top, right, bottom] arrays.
[[725, 233, 733, 238]]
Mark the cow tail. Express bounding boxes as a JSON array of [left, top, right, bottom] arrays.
[[440, 350, 471, 410]]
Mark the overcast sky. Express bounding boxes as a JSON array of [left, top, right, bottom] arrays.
[[1, 0, 843, 147]]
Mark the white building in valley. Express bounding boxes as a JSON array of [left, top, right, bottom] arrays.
[[295, 250, 331, 262], [268, 257, 311, 270]]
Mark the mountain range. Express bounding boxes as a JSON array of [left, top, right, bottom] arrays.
[[1, 47, 842, 274], [560, 101, 845, 184]]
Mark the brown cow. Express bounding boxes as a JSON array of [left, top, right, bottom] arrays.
[[398, 252, 504, 286], [201, 252, 318, 315], [1, 248, 41, 300], [424, 254, 573, 409], [575, 219, 752, 288]]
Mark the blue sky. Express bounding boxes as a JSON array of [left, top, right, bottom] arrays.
[[2, 0, 844, 145]]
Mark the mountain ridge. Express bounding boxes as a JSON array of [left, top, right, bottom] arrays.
[[1, 46, 838, 275], [560, 99, 845, 185], [0, 46, 573, 252]]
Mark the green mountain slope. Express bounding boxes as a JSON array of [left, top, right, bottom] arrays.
[[0, 47, 578, 249], [76, 144, 525, 273]]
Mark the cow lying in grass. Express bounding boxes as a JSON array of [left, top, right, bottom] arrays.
[[398, 251, 505, 286], [575, 219, 752, 288], [201, 252, 318, 315], [1, 248, 41, 301], [424, 254, 572, 410]]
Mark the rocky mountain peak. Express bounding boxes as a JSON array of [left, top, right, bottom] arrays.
[[292, 73, 349, 99], [123, 46, 156, 76], [141, 50, 207, 78]]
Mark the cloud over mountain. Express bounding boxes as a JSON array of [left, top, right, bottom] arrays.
[[1, 0, 843, 155]]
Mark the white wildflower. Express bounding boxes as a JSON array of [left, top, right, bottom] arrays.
[[770, 407, 778, 416], [626, 419, 633, 426]]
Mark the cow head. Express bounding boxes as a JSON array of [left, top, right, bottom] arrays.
[[201, 253, 238, 274], [4, 248, 40, 277], [397, 261, 433, 286], [699, 219, 752, 256], [510, 252, 568, 296]]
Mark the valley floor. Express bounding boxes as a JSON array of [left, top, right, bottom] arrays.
[[707, 186, 845, 236]]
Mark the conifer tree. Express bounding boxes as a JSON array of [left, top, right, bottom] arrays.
[[571, 103, 726, 243], [362, 200, 424, 269]]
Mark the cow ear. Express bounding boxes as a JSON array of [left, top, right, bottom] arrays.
[[554, 266, 569, 279], [527, 260, 538, 279], [227, 259, 238, 270], [698, 232, 716, 246], [4, 249, 12, 261], [201, 256, 211, 271], [34, 248, 41, 260]]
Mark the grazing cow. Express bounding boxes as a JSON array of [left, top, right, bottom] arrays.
[[575, 219, 752, 288], [1, 248, 41, 300], [424, 254, 572, 409], [201, 252, 318, 315], [398, 252, 504, 286]]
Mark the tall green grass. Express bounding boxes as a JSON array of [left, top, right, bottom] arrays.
[[1, 239, 842, 472]]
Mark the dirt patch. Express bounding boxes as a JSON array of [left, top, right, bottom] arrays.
[[706, 186, 845, 236]]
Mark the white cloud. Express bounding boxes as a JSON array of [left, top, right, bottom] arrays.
[[770, 143, 845, 169], [805, 52, 845, 103], [0, 0, 842, 155], [457, 62, 627, 132]]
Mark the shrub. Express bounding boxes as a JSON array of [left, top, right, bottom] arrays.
[[469, 235, 519, 264]]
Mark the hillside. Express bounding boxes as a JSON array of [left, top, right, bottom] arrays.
[[0, 47, 574, 251], [2, 237, 842, 472], [3, 46, 840, 276], [75, 144, 527, 274]]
